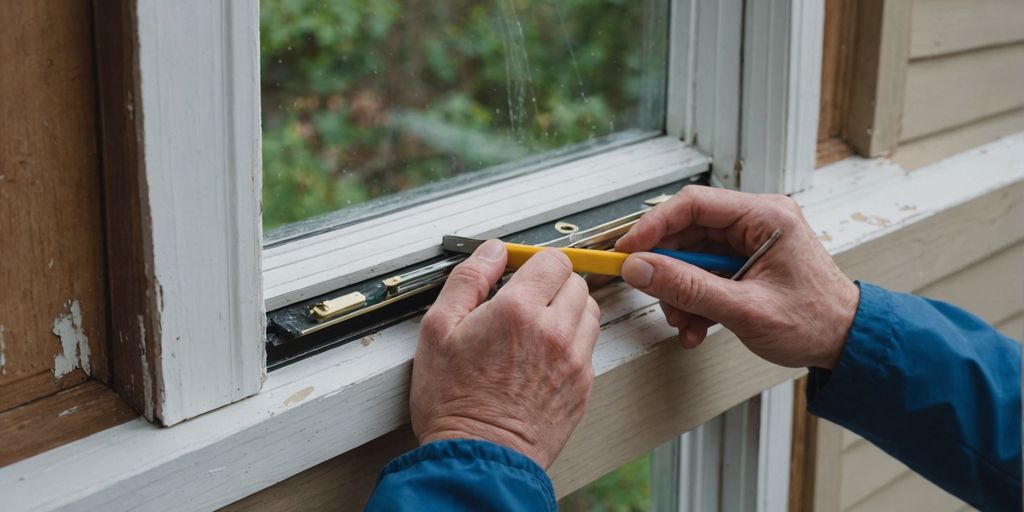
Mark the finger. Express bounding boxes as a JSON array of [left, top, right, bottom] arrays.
[[571, 296, 601, 362], [616, 186, 756, 254], [426, 239, 507, 334], [621, 252, 748, 323], [500, 249, 573, 306], [681, 319, 714, 349], [548, 273, 590, 320]]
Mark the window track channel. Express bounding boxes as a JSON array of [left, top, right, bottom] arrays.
[[265, 174, 706, 370]]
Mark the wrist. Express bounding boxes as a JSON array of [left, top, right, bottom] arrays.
[[819, 279, 860, 369], [418, 417, 547, 469]]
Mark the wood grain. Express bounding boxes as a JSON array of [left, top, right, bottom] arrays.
[[0, 381, 137, 467], [845, 0, 912, 157], [817, 0, 856, 143], [901, 43, 1024, 142], [92, 0, 160, 421], [0, 1, 109, 411], [910, 0, 1024, 59]]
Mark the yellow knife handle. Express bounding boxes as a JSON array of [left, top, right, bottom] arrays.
[[504, 243, 628, 276]]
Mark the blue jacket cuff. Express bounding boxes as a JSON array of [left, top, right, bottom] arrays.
[[369, 438, 557, 511]]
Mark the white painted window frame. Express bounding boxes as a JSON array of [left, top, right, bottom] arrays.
[[132, 0, 265, 426], [16, 0, 984, 509], [5, 134, 1023, 510]]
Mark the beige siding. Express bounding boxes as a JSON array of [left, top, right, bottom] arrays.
[[901, 43, 1024, 142], [836, 242, 1023, 512], [895, 0, 1024, 168], [911, 0, 1024, 58]]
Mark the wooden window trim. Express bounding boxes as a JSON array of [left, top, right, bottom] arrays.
[[5, 134, 1021, 511], [816, 0, 913, 166]]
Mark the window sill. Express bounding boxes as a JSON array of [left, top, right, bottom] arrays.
[[2, 133, 1022, 511]]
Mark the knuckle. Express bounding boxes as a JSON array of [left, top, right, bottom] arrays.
[[420, 309, 447, 340], [541, 248, 573, 273], [495, 293, 531, 322]]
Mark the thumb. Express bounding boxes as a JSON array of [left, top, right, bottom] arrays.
[[424, 239, 507, 335], [621, 252, 744, 323]]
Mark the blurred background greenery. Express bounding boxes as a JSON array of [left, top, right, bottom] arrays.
[[260, 0, 666, 230], [559, 453, 652, 512]]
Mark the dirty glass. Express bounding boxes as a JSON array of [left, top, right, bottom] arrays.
[[260, 0, 668, 233]]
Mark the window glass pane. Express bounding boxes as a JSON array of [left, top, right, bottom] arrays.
[[558, 452, 652, 511], [260, 0, 668, 231]]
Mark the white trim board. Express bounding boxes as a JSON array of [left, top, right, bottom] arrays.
[[135, 0, 265, 425], [2, 134, 1022, 511], [740, 0, 822, 194], [263, 136, 708, 309]]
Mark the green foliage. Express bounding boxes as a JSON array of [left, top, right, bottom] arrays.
[[260, 0, 662, 229], [559, 453, 652, 512]]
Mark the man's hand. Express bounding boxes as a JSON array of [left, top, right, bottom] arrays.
[[615, 185, 859, 369], [411, 240, 601, 469]]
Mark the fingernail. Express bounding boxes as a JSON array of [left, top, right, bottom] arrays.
[[622, 256, 653, 288], [477, 239, 505, 261]]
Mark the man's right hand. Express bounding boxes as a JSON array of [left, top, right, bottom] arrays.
[[615, 185, 860, 369]]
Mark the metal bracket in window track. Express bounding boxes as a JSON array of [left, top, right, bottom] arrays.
[[265, 176, 702, 368]]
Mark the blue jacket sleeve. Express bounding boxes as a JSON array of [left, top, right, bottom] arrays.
[[364, 439, 556, 511], [808, 282, 1021, 511]]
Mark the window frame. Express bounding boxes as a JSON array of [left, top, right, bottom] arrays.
[[14, 0, 1024, 510]]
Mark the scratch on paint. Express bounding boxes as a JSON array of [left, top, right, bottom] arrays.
[[58, 406, 79, 417], [52, 300, 91, 380], [898, 204, 918, 212], [0, 325, 6, 375], [283, 386, 314, 407], [850, 212, 891, 227]]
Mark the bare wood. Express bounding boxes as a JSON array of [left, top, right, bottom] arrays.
[[787, 377, 815, 512], [0, 1, 109, 410], [901, 44, 1024, 142], [911, 0, 1024, 59], [817, 0, 857, 143], [893, 108, 1024, 170], [91, 0, 160, 421], [816, 138, 855, 168], [0, 381, 137, 467], [845, 0, 912, 157]]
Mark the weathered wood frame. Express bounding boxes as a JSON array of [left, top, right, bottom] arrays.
[[93, 0, 265, 426]]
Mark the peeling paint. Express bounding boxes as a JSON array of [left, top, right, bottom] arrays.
[[58, 406, 80, 417], [818, 231, 833, 243], [283, 386, 314, 407], [360, 334, 376, 347], [52, 300, 91, 380], [0, 325, 6, 375], [850, 212, 891, 227], [139, 315, 154, 419], [47, 258, 54, 270]]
